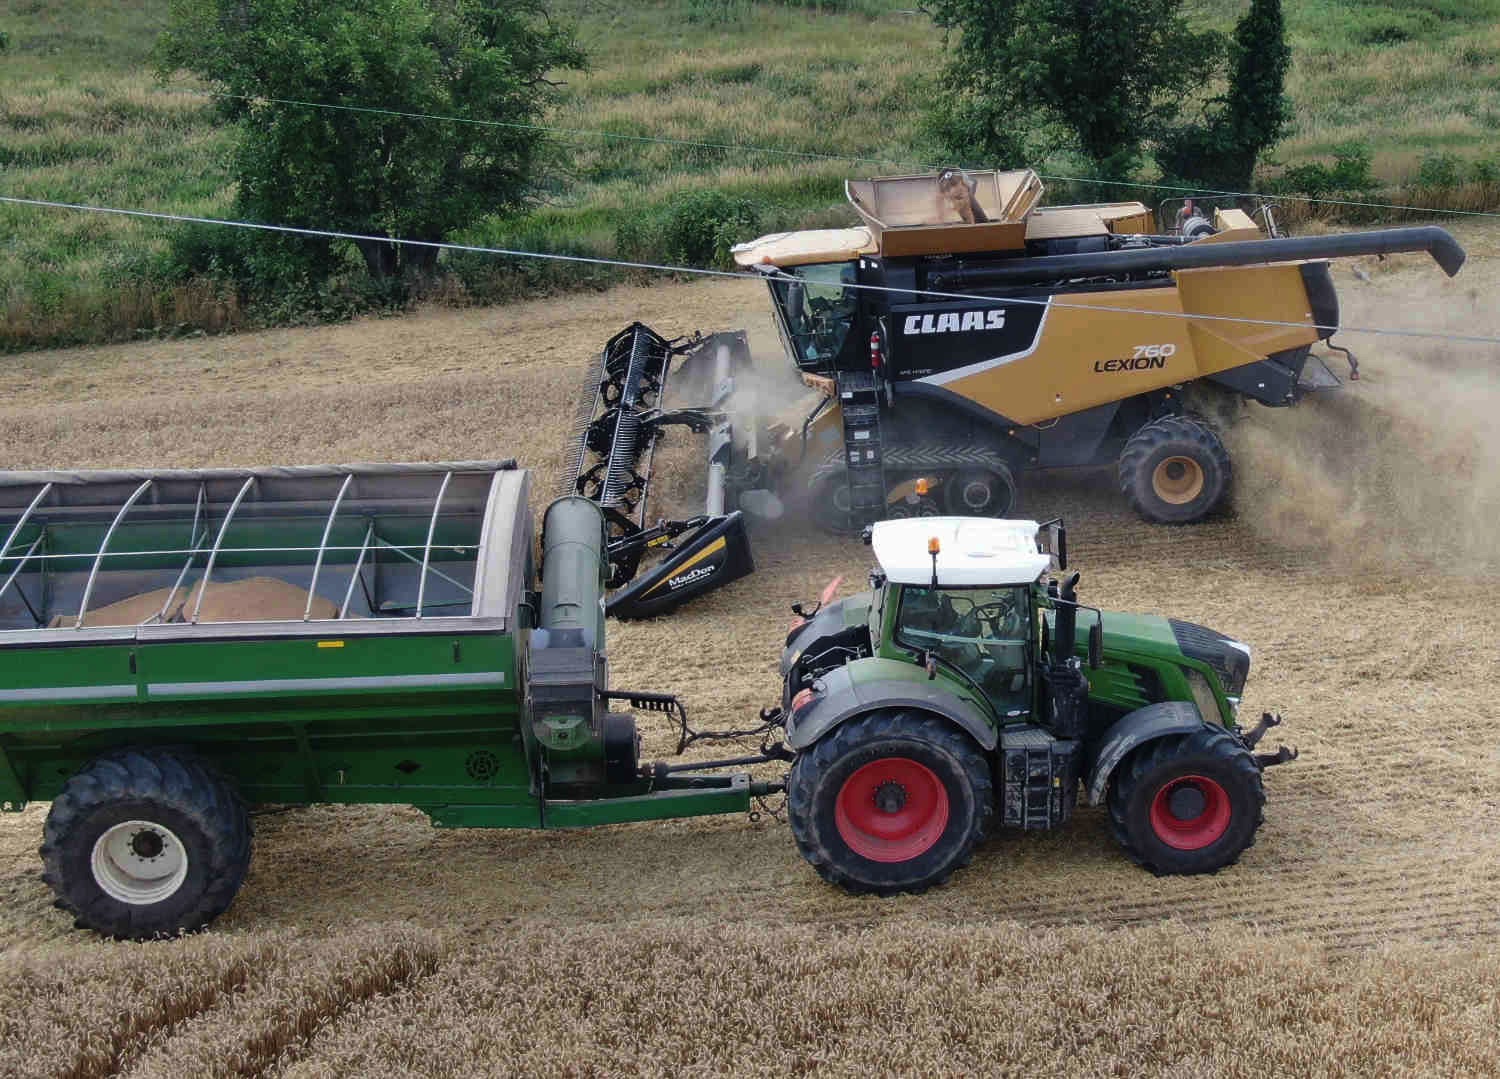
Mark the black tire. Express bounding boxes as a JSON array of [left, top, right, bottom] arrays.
[[1118, 415, 1231, 524], [1106, 726, 1264, 875], [787, 710, 994, 895], [941, 464, 1017, 518], [40, 749, 252, 939], [808, 471, 861, 535]]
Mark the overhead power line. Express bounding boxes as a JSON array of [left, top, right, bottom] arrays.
[[2, 192, 1495, 346], [179, 88, 1500, 221]]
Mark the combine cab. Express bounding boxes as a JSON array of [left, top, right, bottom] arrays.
[[570, 168, 1466, 613]]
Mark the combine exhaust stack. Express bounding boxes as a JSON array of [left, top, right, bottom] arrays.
[[567, 323, 756, 619]]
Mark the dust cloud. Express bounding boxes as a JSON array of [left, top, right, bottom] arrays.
[[1226, 258, 1500, 573]]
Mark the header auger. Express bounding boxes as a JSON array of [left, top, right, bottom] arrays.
[[569, 167, 1465, 617]]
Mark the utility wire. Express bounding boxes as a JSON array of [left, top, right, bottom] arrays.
[[2, 193, 1495, 346], [179, 88, 1500, 221]]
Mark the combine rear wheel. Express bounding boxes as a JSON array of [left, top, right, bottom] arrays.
[[1107, 727, 1264, 875], [41, 749, 252, 939], [787, 710, 994, 895], [1118, 416, 1230, 524]]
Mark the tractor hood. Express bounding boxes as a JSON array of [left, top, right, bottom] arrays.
[[1061, 610, 1252, 698], [781, 593, 872, 677]]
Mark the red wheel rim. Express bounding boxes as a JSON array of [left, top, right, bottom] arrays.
[[1149, 774, 1232, 850], [835, 757, 950, 863]]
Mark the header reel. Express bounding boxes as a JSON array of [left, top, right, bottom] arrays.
[[566, 322, 755, 619]]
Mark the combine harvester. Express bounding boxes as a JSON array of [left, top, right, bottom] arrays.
[[573, 167, 1465, 615], [0, 465, 1290, 935]]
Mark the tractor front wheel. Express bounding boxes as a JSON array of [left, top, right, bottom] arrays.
[[1107, 727, 1264, 875], [787, 710, 994, 895], [1118, 416, 1231, 524]]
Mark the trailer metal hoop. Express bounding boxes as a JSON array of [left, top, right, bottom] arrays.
[[0, 535, 45, 617], [75, 479, 154, 629], [191, 475, 256, 624], [306, 472, 354, 621], [374, 538, 474, 599], [415, 471, 454, 619], [339, 521, 377, 620], [154, 482, 209, 625], [0, 482, 53, 567]]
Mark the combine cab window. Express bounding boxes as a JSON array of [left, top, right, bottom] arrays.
[[896, 586, 1031, 710], [769, 262, 857, 370]]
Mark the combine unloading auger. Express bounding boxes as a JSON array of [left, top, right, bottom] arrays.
[[571, 169, 1467, 617], [566, 323, 754, 619]]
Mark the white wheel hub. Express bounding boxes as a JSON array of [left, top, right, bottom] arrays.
[[91, 819, 189, 905]]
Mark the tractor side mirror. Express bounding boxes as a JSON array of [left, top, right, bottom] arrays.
[[1088, 620, 1103, 670]]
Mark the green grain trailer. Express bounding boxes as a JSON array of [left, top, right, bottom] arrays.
[[0, 462, 773, 938]]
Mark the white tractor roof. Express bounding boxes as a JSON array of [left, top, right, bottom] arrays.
[[872, 517, 1053, 587]]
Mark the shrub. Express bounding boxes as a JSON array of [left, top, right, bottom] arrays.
[[617, 189, 764, 269]]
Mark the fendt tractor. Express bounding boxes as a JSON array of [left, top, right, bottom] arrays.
[[0, 464, 1288, 936], [570, 167, 1465, 618]]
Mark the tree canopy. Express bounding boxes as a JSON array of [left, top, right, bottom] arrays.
[[924, 0, 1222, 182], [1156, 0, 1292, 192], [156, 0, 585, 282]]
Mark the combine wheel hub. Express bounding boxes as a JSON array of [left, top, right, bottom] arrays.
[[1151, 456, 1206, 505]]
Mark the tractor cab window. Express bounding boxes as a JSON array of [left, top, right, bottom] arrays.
[[769, 261, 857, 370], [896, 586, 1031, 709]]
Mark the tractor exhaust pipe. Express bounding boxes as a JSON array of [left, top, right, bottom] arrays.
[[934, 226, 1466, 288]]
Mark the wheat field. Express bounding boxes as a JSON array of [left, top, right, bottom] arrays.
[[1, 227, 1499, 1076]]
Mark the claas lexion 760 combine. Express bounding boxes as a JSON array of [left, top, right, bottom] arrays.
[[575, 167, 1465, 618]]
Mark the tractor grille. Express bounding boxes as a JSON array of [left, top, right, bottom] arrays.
[[1168, 618, 1250, 698]]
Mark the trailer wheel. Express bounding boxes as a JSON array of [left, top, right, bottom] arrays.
[[40, 749, 252, 939], [787, 710, 993, 895], [1118, 416, 1231, 524], [1107, 727, 1264, 875]]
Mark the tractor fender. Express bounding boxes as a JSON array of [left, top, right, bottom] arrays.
[[783, 662, 997, 753], [1085, 700, 1209, 806]]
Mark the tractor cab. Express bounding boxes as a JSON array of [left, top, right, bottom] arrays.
[[871, 516, 1053, 719]]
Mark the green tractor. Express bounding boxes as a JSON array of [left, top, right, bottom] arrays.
[[779, 515, 1296, 893]]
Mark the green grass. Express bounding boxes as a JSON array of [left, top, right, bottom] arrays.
[[3, 0, 1499, 350]]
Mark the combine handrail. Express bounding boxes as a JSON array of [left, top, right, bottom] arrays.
[[76, 479, 154, 629], [305, 473, 353, 621], [416, 471, 454, 619], [191, 476, 256, 624]]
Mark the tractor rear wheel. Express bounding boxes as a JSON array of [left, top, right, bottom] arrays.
[[787, 710, 994, 895], [1118, 416, 1231, 524], [40, 749, 252, 939], [1107, 727, 1264, 875]]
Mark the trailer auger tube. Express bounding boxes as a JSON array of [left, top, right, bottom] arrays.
[[932, 226, 1466, 289]]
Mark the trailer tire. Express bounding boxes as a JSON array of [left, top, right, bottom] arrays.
[[1118, 416, 1231, 524], [1106, 726, 1263, 875], [787, 710, 993, 896], [40, 749, 252, 939]]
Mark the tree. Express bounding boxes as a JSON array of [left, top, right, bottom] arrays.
[[924, 0, 1222, 182], [1156, 0, 1291, 192], [156, 0, 584, 283]]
